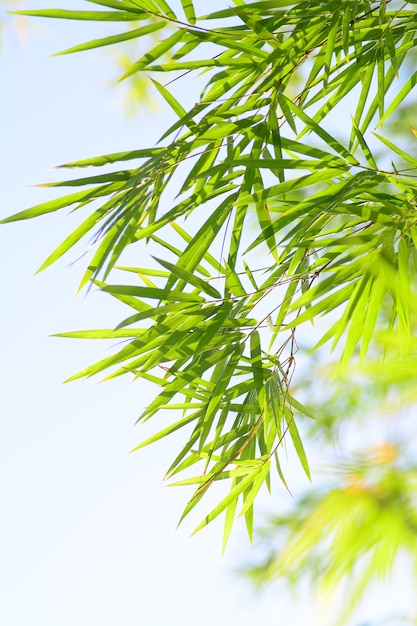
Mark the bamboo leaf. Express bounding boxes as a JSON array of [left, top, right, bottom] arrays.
[[120, 29, 185, 79], [150, 78, 187, 118], [55, 22, 165, 55], [181, 0, 196, 25], [283, 407, 311, 481], [378, 71, 417, 126], [152, 256, 221, 299], [1, 183, 121, 224], [350, 118, 377, 169], [373, 132, 417, 168], [101, 284, 206, 302], [10, 9, 146, 21], [190, 467, 262, 534]]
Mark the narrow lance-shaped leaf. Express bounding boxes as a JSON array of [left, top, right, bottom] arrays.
[[152, 256, 221, 299], [283, 406, 311, 481], [181, 0, 196, 24], [55, 22, 166, 55], [10, 9, 147, 21], [121, 29, 185, 79], [190, 464, 265, 535]]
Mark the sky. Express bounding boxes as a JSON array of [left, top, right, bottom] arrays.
[[1, 3, 415, 626]]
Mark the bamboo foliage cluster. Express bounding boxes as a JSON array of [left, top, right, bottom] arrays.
[[3, 0, 417, 544], [244, 443, 417, 620]]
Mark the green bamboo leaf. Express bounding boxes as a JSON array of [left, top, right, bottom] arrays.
[[92, 279, 152, 314], [193, 301, 233, 355], [10, 9, 146, 21], [288, 396, 316, 420], [222, 485, 238, 552], [115, 265, 170, 278], [58, 148, 165, 168], [170, 467, 256, 487], [340, 275, 373, 367], [64, 342, 149, 382], [323, 11, 339, 87], [54, 22, 166, 56], [359, 50, 409, 135], [253, 167, 279, 264], [360, 269, 387, 363], [372, 132, 417, 168], [190, 467, 262, 534], [272, 276, 299, 338], [77, 200, 145, 289], [36, 206, 112, 273], [168, 223, 221, 274], [101, 284, 206, 302], [181, 0, 196, 24], [167, 424, 254, 479], [130, 411, 201, 453], [0, 183, 121, 224], [87, 0, 148, 10], [283, 406, 311, 481], [243, 261, 259, 291], [232, 5, 278, 42], [238, 170, 346, 214], [225, 263, 246, 297], [120, 29, 185, 79], [152, 256, 221, 299], [239, 460, 270, 518], [351, 63, 374, 145], [199, 343, 244, 450], [169, 194, 236, 279], [377, 69, 417, 126], [54, 328, 148, 339], [277, 88, 297, 134], [116, 302, 214, 329], [385, 28, 399, 77], [283, 97, 358, 164], [397, 236, 411, 351], [377, 42, 385, 120], [250, 330, 264, 399], [350, 118, 377, 169], [227, 203, 248, 272], [150, 78, 187, 118], [202, 0, 296, 19], [225, 157, 346, 171], [153, 0, 177, 19], [140, 344, 237, 421], [341, 3, 351, 60], [287, 278, 357, 330], [38, 171, 134, 187], [191, 29, 269, 60]]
